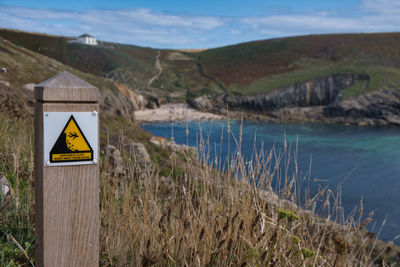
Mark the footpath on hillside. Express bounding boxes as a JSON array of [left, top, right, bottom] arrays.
[[147, 51, 163, 89], [137, 51, 222, 122]]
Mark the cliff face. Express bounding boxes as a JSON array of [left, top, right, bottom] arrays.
[[323, 89, 400, 126], [265, 89, 400, 126], [226, 74, 370, 110], [219, 74, 400, 126]]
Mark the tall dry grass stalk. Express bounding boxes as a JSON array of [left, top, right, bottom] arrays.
[[0, 113, 396, 266], [99, 121, 392, 266], [0, 115, 35, 266]]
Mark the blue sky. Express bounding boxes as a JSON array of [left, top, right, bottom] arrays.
[[0, 0, 399, 49]]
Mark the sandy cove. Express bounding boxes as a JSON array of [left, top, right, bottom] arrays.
[[134, 103, 223, 122]]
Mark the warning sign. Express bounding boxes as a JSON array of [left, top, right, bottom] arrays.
[[43, 112, 98, 166], [50, 116, 93, 163]]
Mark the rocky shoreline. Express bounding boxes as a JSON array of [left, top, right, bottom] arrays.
[[227, 89, 400, 127], [189, 74, 400, 127], [113, 73, 400, 127]]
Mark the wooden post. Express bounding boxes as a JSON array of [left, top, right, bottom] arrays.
[[34, 71, 99, 267]]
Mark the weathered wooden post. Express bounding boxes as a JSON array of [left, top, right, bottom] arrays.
[[34, 71, 99, 266]]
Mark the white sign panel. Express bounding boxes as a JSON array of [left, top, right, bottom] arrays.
[[43, 112, 98, 166]]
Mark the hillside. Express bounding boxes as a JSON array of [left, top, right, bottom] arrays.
[[0, 28, 157, 92], [0, 28, 222, 103], [2, 30, 400, 265], [3, 29, 400, 98], [0, 31, 210, 264], [2, 29, 400, 126], [197, 33, 400, 95], [0, 33, 169, 167]]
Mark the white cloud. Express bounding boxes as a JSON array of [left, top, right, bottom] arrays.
[[241, 15, 378, 34], [1, 6, 224, 30], [0, 6, 226, 47], [77, 8, 225, 31], [240, 0, 400, 39], [0, 1, 399, 49], [363, 0, 400, 14]]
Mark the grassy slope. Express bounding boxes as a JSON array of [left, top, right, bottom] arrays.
[[0, 29, 198, 100], [3, 29, 400, 102], [1, 32, 399, 266], [0, 28, 219, 101], [0, 33, 190, 265], [0, 36, 120, 95], [0, 28, 157, 91], [154, 51, 224, 100], [0, 33, 180, 175], [197, 33, 400, 97], [1, 113, 399, 266]]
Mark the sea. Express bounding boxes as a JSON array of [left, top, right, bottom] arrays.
[[142, 120, 400, 244]]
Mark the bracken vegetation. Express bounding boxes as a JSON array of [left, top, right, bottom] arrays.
[[1, 114, 399, 266], [3, 29, 400, 102], [197, 33, 400, 93]]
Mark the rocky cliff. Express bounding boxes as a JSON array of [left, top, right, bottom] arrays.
[[324, 89, 400, 126], [100, 82, 150, 123], [225, 74, 370, 110], [209, 74, 400, 126], [106, 71, 400, 127]]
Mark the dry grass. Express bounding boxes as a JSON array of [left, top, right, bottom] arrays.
[[0, 114, 397, 266], [99, 122, 394, 266], [0, 115, 35, 266]]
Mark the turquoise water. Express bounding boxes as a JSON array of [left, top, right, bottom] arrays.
[[142, 120, 400, 243]]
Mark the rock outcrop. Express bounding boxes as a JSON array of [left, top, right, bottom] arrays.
[[114, 82, 148, 110], [189, 96, 214, 111], [102, 145, 125, 177], [0, 174, 14, 205], [150, 136, 198, 160], [99, 83, 150, 123], [226, 74, 369, 111], [324, 89, 400, 126], [100, 91, 137, 123], [216, 73, 400, 126], [124, 142, 151, 166], [252, 89, 400, 126]]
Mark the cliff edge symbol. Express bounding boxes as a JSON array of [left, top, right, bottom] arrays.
[[50, 115, 93, 163]]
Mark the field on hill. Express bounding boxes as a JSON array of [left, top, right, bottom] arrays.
[[0, 29, 157, 92], [2, 29, 400, 103], [196, 33, 400, 97]]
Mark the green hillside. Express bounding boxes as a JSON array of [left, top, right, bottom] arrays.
[[0, 28, 158, 91], [2, 29, 400, 103], [196, 33, 400, 97]]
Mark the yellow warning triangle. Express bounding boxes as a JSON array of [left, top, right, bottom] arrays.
[[50, 115, 93, 163], [64, 118, 91, 151]]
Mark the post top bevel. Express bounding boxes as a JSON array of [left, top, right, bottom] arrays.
[[35, 71, 99, 102]]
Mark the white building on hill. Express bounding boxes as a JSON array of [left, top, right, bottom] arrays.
[[76, 34, 98, 45]]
